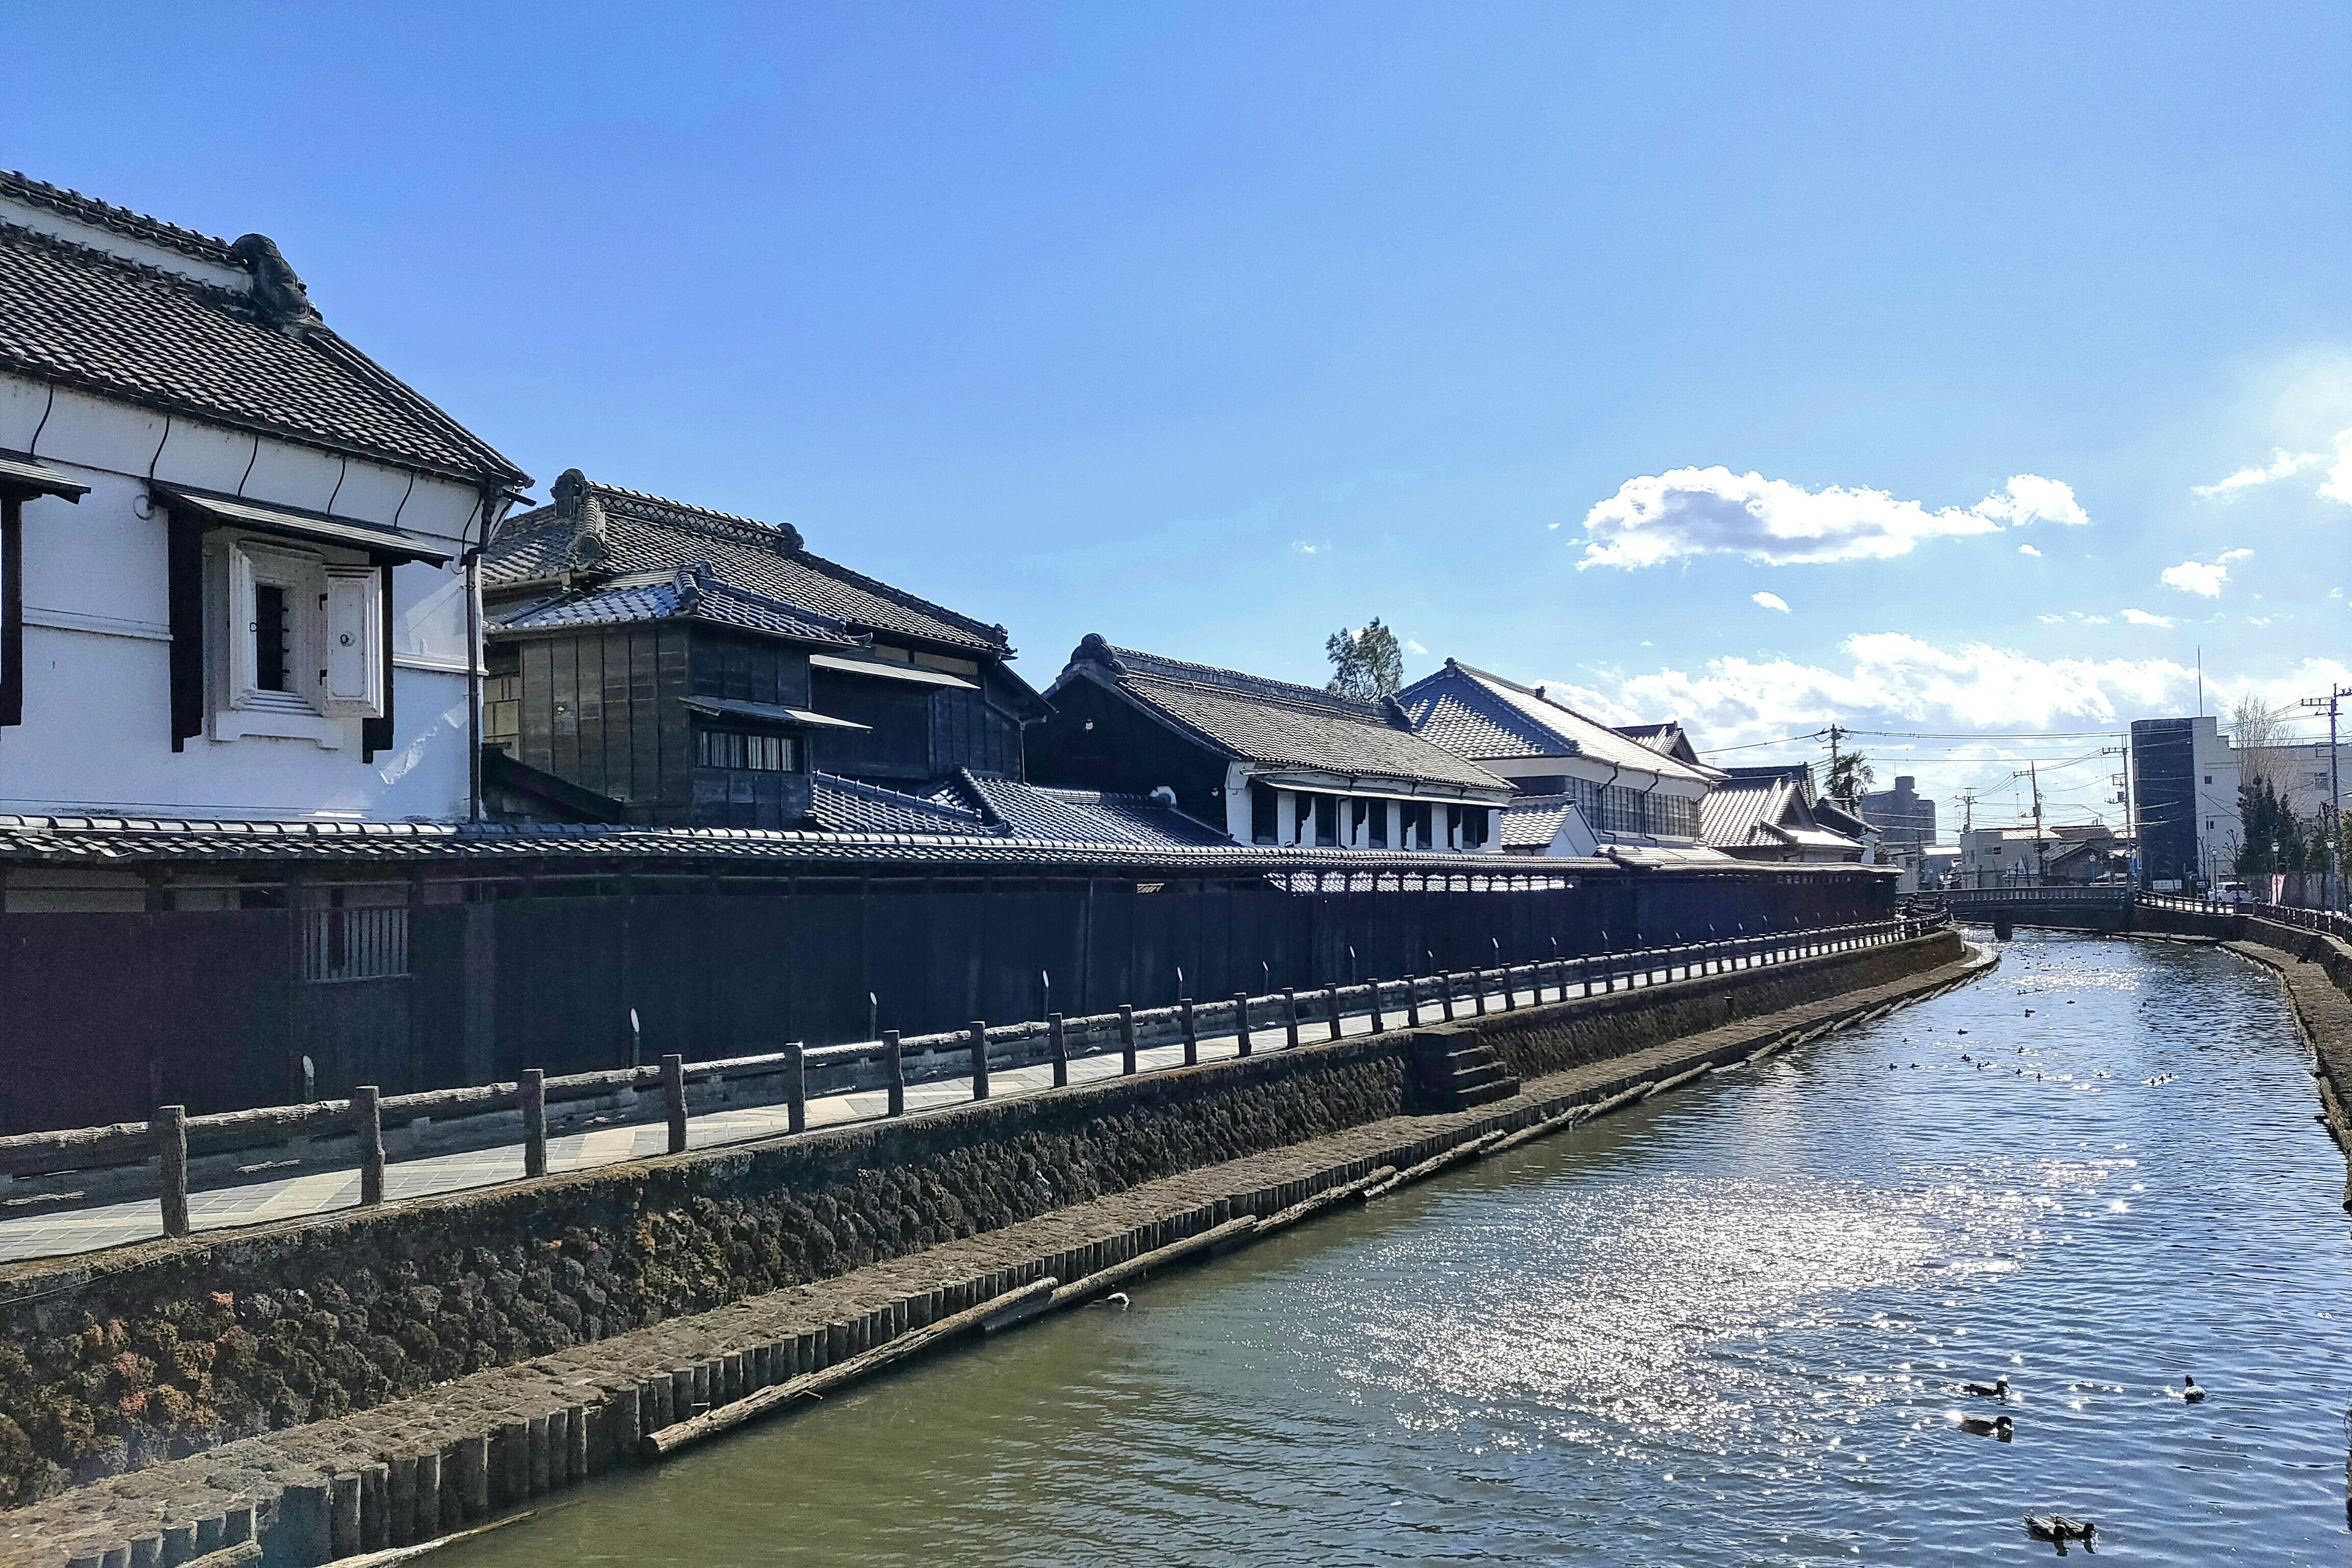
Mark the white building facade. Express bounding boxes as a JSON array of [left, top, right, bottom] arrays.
[[0, 172, 527, 822]]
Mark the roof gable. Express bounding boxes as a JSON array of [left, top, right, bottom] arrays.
[[484, 473, 1011, 657], [0, 172, 524, 487], [489, 562, 867, 647], [1054, 636, 1508, 794], [1397, 662, 1716, 784]]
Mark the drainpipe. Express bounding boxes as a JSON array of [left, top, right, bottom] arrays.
[[465, 487, 519, 824]]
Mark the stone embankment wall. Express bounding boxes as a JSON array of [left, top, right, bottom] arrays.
[[2208, 918, 2352, 1202], [0, 931, 1962, 1519]]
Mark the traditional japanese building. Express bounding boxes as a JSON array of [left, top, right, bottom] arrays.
[[0, 170, 528, 823], [1395, 661, 1717, 856], [1027, 636, 1515, 850], [1698, 763, 1866, 863], [478, 472, 1050, 829]]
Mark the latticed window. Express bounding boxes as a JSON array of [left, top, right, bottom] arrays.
[[305, 905, 408, 982], [696, 728, 794, 771]]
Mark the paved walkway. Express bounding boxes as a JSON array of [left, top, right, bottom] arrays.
[[0, 977, 1548, 1265]]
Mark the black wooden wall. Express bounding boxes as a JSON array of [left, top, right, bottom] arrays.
[[0, 868, 1891, 1133]]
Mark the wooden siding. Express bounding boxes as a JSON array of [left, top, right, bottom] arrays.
[[516, 628, 693, 823]]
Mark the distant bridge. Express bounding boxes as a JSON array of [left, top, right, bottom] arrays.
[[1944, 885, 2135, 934]]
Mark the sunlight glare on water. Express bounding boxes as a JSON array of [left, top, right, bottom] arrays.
[[442, 934, 2352, 1566]]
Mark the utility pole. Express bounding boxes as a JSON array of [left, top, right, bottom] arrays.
[[2301, 684, 2352, 910], [1958, 788, 1979, 888], [2030, 762, 2046, 886], [1824, 723, 1845, 798]]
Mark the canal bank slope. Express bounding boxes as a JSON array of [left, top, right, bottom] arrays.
[[0, 930, 1981, 1568]]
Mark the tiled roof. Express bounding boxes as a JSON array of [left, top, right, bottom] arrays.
[[1699, 774, 1801, 850], [932, 769, 1233, 849], [1058, 638, 1507, 794], [489, 564, 865, 647], [1396, 662, 1716, 784], [0, 173, 524, 486], [0, 813, 1675, 881], [1501, 794, 1577, 850], [484, 475, 1009, 656], [809, 774, 992, 836]]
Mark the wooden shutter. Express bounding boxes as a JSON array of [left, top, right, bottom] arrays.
[[360, 563, 394, 760], [167, 516, 206, 751]]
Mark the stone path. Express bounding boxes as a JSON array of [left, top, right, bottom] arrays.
[[0, 978, 1544, 1264]]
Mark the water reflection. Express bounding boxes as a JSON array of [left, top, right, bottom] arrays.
[[444, 935, 2352, 1566]]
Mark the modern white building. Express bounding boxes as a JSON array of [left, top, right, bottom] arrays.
[[0, 171, 527, 823]]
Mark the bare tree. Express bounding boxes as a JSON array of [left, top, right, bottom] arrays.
[[2231, 695, 2294, 796]]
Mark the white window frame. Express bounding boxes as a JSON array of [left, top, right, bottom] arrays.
[[209, 535, 383, 748]]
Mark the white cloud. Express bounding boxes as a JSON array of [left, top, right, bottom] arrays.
[[1576, 467, 2088, 569], [2038, 611, 2109, 625], [2160, 560, 2225, 596], [2220, 548, 2254, 563], [2122, 608, 2174, 627], [1752, 591, 1790, 613], [1535, 640, 2351, 814], [1291, 540, 1330, 556], [2018, 544, 2041, 557], [2194, 428, 2352, 503], [1403, 637, 1428, 655]]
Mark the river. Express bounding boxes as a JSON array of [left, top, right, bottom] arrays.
[[442, 932, 2352, 1564]]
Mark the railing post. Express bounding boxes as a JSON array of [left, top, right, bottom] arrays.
[[662, 1054, 687, 1153], [1324, 984, 1342, 1039], [355, 1084, 385, 1204], [1501, 965, 1516, 1011], [969, 1020, 990, 1101], [1234, 993, 1253, 1056], [1050, 1012, 1069, 1086], [1180, 998, 1198, 1065], [1283, 988, 1300, 1049], [1369, 979, 1384, 1035], [520, 1069, 546, 1179], [1440, 972, 1457, 1021], [785, 1042, 807, 1134], [156, 1104, 189, 1240], [1118, 1006, 1137, 1075], [1406, 975, 1422, 1028], [1473, 970, 1488, 1015], [883, 1030, 905, 1117]]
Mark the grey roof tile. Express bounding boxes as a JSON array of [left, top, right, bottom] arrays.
[[489, 564, 865, 647], [1062, 639, 1507, 793], [484, 477, 1009, 655], [809, 774, 992, 835], [1396, 662, 1716, 783], [933, 770, 1233, 849], [0, 175, 524, 486]]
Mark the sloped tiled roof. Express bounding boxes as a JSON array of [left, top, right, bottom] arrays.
[[489, 564, 865, 647], [484, 475, 1009, 655], [1396, 662, 1716, 784], [1501, 794, 1577, 850], [1055, 638, 1506, 794], [0, 172, 524, 486], [809, 774, 993, 836], [932, 769, 1232, 849], [1699, 773, 1802, 850]]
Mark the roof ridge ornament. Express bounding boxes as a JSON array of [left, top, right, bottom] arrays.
[[228, 233, 322, 336], [553, 468, 611, 576]]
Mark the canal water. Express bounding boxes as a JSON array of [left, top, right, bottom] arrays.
[[443, 933, 2352, 1564]]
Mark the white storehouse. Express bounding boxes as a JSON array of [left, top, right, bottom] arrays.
[[1395, 661, 1721, 859], [0, 172, 527, 822]]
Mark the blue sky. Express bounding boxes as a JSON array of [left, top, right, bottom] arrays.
[[5, 2, 2348, 829]]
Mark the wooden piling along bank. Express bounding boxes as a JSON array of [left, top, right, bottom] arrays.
[[0, 933, 1989, 1568]]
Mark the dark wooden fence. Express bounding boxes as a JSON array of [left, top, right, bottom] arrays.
[[0, 865, 1888, 1134]]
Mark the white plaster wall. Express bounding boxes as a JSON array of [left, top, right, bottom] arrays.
[[0, 375, 483, 820]]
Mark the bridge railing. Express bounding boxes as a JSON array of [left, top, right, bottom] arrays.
[[1947, 884, 2135, 905], [2139, 891, 2352, 943], [0, 911, 1950, 1253]]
